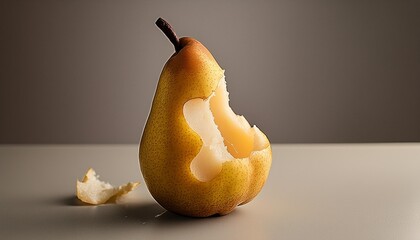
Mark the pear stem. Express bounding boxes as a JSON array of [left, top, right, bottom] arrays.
[[155, 18, 181, 52]]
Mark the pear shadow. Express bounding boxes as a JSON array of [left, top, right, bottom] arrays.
[[50, 195, 224, 227], [121, 203, 227, 225], [54, 195, 91, 206], [153, 210, 226, 226]]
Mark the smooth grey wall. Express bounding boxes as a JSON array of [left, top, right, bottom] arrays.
[[1, 0, 420, 144]]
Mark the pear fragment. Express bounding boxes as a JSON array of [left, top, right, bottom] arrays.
[[76, 168, 139, 205]]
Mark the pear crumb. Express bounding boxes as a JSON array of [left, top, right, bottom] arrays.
[[76, 168, 140, 205]]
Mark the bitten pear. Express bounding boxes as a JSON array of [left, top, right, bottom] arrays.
[[139, 18, 272, 217]]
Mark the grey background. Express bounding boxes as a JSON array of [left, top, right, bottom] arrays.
[[1, 0, 420, 144]]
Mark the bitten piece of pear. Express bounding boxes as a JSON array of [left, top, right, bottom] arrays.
[[76, 168, 140, 205]]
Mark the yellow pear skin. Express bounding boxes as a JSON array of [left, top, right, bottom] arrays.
[[139, 18, 272, 217]]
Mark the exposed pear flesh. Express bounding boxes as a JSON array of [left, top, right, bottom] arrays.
[[76, 168, 139, 205], [210, 77, 255, 158], [184, 76, 268, 182]]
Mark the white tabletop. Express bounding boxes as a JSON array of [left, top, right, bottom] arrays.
[[1, 144, 420, 240]]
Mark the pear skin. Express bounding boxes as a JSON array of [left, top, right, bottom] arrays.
[[139, 18, 272, 217]]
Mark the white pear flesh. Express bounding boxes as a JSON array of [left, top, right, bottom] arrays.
[[183, 76, 269, 182], [76, 168, 139, 204]]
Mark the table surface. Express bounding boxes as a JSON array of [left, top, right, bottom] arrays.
[[1, 144, 420, 240]]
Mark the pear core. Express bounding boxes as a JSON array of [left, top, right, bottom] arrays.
[[183, 76, 269, 182]]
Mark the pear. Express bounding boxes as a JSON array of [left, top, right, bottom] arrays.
[[139, 18, 272, 217]]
